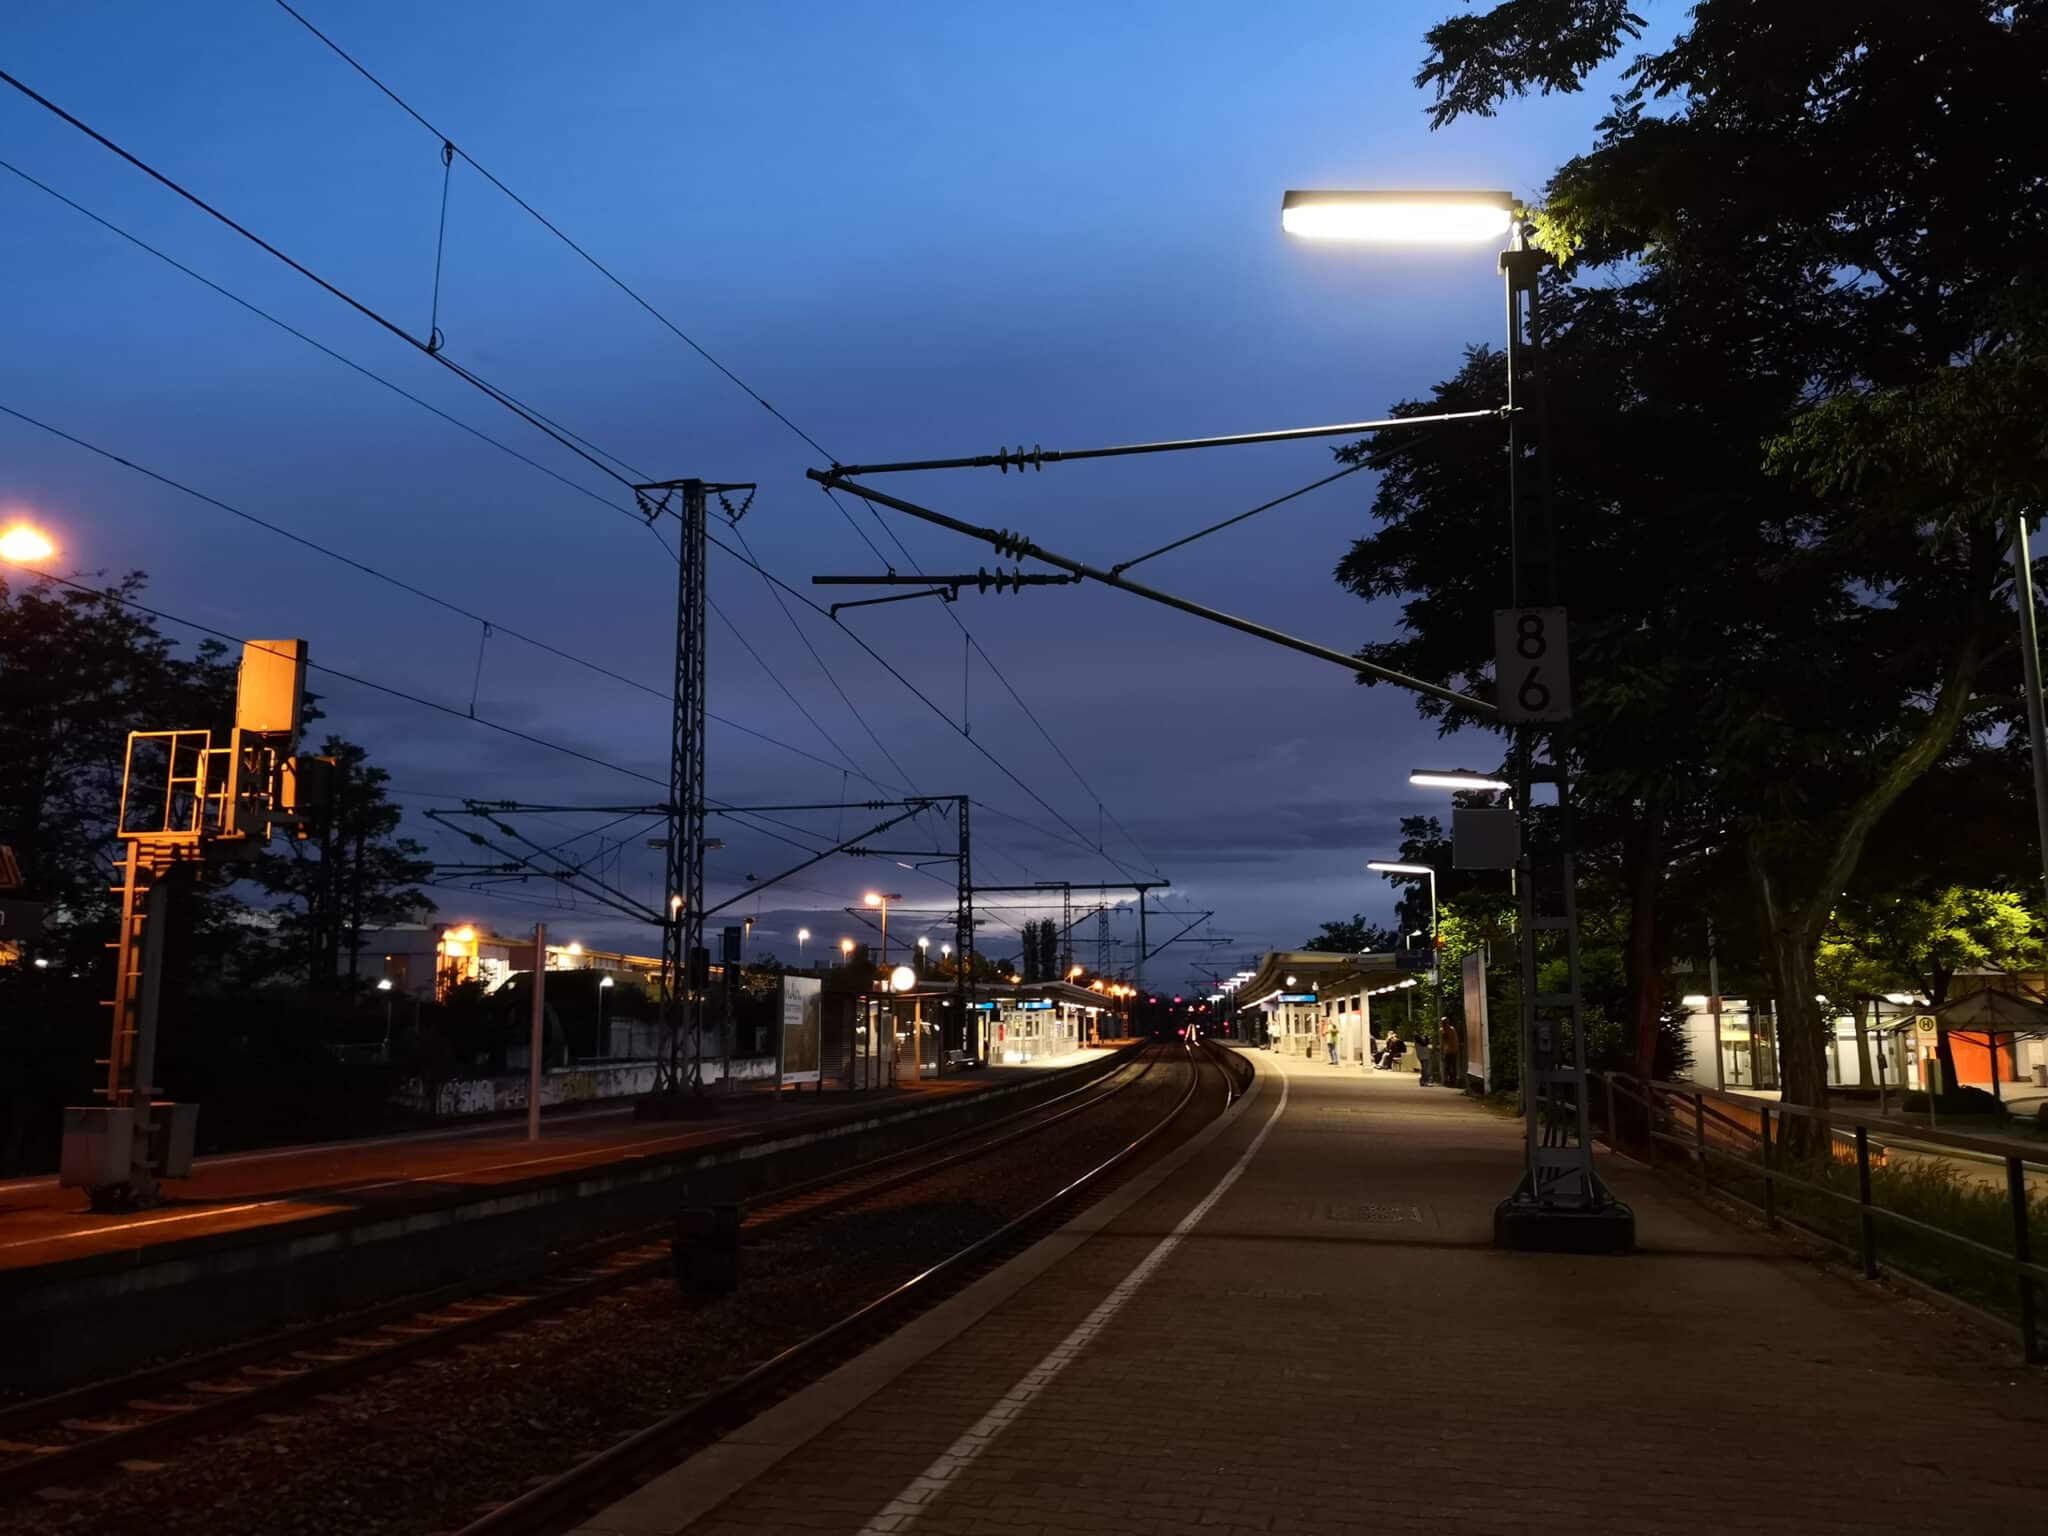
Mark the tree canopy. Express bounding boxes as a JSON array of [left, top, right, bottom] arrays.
[[1348, 0, 2048, 1105]]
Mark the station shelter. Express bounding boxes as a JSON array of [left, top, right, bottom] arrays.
[[975, 981, 1112, 1064], [1233, 950, 1417, 1063]]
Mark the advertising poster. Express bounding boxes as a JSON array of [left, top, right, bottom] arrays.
[[780, 975, 822, 1085], [1462, 950, 1489, 1091]]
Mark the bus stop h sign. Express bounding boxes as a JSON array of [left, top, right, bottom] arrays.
[[1494, 607, 1572, 723]]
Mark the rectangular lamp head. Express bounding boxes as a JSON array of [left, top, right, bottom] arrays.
[[1410, 769, 1512, 792], [1282, 189, 1515, 243]]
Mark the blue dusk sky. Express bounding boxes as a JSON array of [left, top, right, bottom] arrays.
[[1, 1, 1650, 987]]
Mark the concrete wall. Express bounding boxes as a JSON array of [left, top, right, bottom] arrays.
[[393, 1057, 776, 1118]]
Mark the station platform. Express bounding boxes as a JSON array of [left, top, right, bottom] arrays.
[[579, 1046, 2048, 1535], [0, 1073, 1004, 1275]]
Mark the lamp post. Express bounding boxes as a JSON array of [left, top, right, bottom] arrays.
[[797, 927, 810, 965], [596, 974, 614, 1059], [1369, 860, 1442, 1084], [376, 978, 394, 1057], [917, 934, 930, 976], [839, 937, 856, 963], [1286, 188, 1628, 1248], [863, 891, 901, 966]]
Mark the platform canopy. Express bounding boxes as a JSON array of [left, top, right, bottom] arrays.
[[1234, 949, 1410, 1008]]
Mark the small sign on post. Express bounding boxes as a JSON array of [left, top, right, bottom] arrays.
[[1494, 607, 1572, 722]]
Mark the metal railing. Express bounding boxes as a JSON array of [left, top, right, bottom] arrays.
[[1592, 1072, 2047, 1362]]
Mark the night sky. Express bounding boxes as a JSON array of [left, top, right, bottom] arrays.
[[1, 2, 1645, 988]]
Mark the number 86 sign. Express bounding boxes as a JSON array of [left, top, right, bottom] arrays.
[[1493, 608, 1572, 723]]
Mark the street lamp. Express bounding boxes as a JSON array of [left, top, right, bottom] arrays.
[[376, 977, 394, 1056], [1369, 860, 1443, 1087], [596, 974, 614, 1059], [0, 522, 56, 564], [1409, 769, 1512, 793], [839, 937, 856, 961], [863, 891, 901, 965], [1280, 188, 1515, 244], [797, 927, 810, 964], [918, 934, 930, 975], [1287, 188, 1627, 1250]]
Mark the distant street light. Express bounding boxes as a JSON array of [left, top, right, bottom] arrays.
[[597, 973, 615, 1059], [1370, 859, 1443, 1085], [863, 891, 902, 965], [376, 978, 394, 1055], [1280, 188, 1515, 244], [917, 934, 930, 976], [797, 927, 811, 964], [889, 964, 918, 993], [0, 522, 56, 564], [839, 937, 856, 960]]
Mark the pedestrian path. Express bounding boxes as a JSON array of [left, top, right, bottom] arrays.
[[578, 1047, 2048, 1535]]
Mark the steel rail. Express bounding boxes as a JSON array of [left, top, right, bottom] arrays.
[[0, 1047, 1156, 1497]]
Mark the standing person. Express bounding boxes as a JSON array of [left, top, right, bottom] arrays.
[[1441, 1019, 1462, 1088], [1325, 1018, 1339, 1065]]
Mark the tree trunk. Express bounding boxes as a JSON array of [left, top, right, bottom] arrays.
[[1747, 836, 1830, 1136], [1625, 811, 1667, 1084], [1851, 996, 1873, 1087]]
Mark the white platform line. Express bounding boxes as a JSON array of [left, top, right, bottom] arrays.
[[856, 1067, 1291, 1536]]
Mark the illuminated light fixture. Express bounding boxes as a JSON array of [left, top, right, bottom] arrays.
[[447, 926, 476, 944], [1285, 975, 1297, 987], [1681, 994, 1710, 1007], [1281, 188, 1515, 244], [1410, 769, 1512, 792], [889, 964, 918, 992], [863, 891, 884, 908], [670, 894, 684, 915], [1068, 965, 1084, 980], [566, 941, 584, 956], [839, 938, 856, 956], [918, 936, 930, 952], [599, 975, 615, 989], [376, 978, 393, 992], [1367, 861, 1434, 877], [0, 522, 56, 564]]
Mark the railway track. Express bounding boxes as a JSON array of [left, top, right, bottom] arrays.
[[0, 1044, 1171, 1500], [453, 1039, 1246, 1536]]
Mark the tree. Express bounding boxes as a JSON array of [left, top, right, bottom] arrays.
[[247, 737, 433, 988], [1824, 885, 2044, 1089], [0, 572, 235, 961], [1381, 0, 2048, 1111], [1302, 916, 1402, 954]]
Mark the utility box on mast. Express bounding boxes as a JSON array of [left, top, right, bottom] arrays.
[[61, 638, 312, 1209]]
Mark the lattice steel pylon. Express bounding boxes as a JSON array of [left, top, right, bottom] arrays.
[[1493, 225, 1633, 1251], [636, 477, 753, 1098], [1096, 905, 1111, 976]]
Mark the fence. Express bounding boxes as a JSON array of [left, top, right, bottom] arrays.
[[1592, 1072, 2048, 1362]]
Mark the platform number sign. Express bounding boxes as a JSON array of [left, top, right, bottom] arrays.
[[1494, 607, 1572, 723]]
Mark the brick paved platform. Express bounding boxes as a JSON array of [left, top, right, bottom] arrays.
[[577, 1045, 2048, 1536]]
